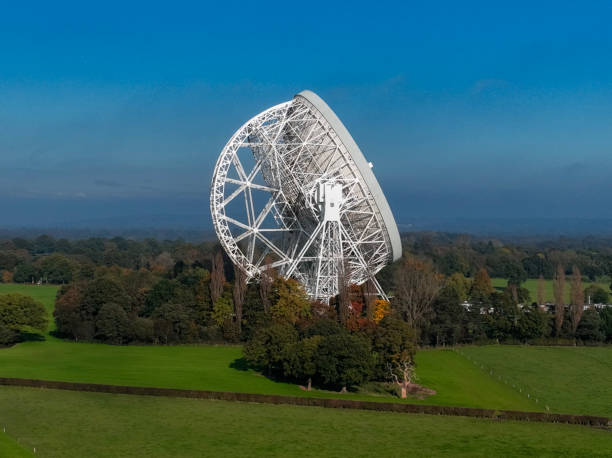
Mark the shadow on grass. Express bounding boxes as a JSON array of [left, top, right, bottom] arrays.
[[19, 332, 45, 342], [229, 357, 250, 371]]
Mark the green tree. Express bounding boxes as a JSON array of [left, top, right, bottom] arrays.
[[372, 316, 416, 379], [286, 335, 323, 390], [599, 307, 612, 342], [40, 254, 74, 284], [585, 285, 608, 305], [152, 302, 195, 344], [575, 309, 604, 342], [13, 263, 39, 283], [0, 293, 48, 344], [425, 283, 465, 346], [82, 277, 130, 319], [244, 322, 298, 376], [144, 279, 177, 316], [95, 302, 131, 344], [269, 278, 311, 325], [446, 273, 471, 302], [314, 332, 374, 390], [516, 304, 547, 341]]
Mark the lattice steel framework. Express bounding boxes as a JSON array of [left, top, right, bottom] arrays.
[[210, 91, 400, 302]]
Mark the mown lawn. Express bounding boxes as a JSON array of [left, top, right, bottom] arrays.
[[491, 278, 611, 303], [460, 345, 612, 417], [1, 386, 611, 458], [0, 431, 33, 458]]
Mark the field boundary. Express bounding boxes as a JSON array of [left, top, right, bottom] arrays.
[[0, 377, 610, 427]]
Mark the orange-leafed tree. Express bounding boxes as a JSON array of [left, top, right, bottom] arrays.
[[1, 270, 13, 283], [470, 268, 493, 303], [373, 299, 390, 323]]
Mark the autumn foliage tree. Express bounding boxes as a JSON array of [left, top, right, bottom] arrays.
[[269, 277, 311, 325], [553, 264, 565, 336], [210, 250, 225, 304], [569, 265, 584, 334], [232, 264, 247, 334], [470, 268, 493, 303], [537, 275, 545, 305]]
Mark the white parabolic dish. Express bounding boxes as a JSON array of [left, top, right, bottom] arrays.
[[210, 90, 402, 302]]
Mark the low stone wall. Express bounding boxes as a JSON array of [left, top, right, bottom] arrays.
[[0, 377, 609, 427]]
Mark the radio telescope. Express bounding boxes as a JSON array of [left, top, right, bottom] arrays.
[[210, 90, 401, 303]]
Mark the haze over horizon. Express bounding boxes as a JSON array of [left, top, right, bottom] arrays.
[[2, 2, 612, 233]]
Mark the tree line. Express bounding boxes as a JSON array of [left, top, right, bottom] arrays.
[[1, 233, 612, 393]]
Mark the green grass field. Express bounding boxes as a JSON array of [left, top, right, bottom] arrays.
[[492, 277, 611, 303], [1, 386, 611, 458], [0, 431, 33, 458], [460, 345, 612, 417]]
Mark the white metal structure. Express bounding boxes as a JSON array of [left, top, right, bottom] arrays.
[[210, 90, 401, 302]]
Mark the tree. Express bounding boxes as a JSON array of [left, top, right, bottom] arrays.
[[392, 257, 441, 327], [40, 254, 74, 284], [232, 265, 247, 335], [286, 335, 323, 390], [79, 280, 128, 330], [372, 316, 416, 393], [144, 279, 177, 316], [314, 332, 374, 390], [537, 275, 545, 305], [152, 302, 195, 344], [372, 299, 390, 323], [0, 293, 48, 344], [210, 250, 225, 304], [212, 289, 234, 327], [599, 307, 612, 342], [585, 285, 608, 305], [362, 279, 377, 320], [425, 282, 465, 346], [575, 309, 603, 342], [516, 304, 547, 341], [259, 273, 273, 313], [1, 270, 13, 283], [337, 263, 351, 326], [13, 263, 38, 283], [553, 264, 565, 336], [244, 322, 298, 376], [54, 286, 86, 339], [569, 266, 584, 335], [446, 273, 470, 302], [389, 361, 415, 399], [95, 302, 130, 344], [269, 278, 311, 325], [470, 268, 493, 303]]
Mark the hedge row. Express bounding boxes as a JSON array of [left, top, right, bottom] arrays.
[[0, 377, 610, 427]]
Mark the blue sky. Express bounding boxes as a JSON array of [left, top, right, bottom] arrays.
[[1, 1, 612, 229]]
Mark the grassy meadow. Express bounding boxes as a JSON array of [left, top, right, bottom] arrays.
[[0, 431, 33, 458], [1, 386, 611, 458], [492, 277, 611, 303], [460, 345, 612, 417]]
